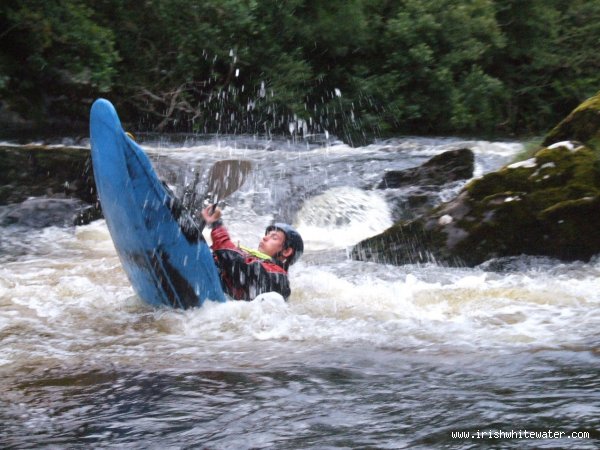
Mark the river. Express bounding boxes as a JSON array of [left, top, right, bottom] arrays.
[[1, 135, 598, 448]]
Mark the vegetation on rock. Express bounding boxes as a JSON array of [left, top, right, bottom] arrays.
[[352, 93, 600, 266]]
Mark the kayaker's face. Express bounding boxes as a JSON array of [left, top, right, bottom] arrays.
[[259, 230, 287, 257]]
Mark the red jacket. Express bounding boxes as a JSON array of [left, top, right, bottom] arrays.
[[210, 224, 291, 300]]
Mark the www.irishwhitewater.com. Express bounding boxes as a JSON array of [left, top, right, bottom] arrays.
[[451, 430, 590, 440]]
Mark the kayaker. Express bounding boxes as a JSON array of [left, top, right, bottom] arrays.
[[200, 206, 304, 301]]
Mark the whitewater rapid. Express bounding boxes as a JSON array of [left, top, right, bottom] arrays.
[[1, 137, 598, 448]]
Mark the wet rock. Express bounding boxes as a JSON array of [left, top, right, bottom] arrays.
[[377, 148, 474, 189], [0, 197, 94, 228], [378, 148, 474, 221], [0, 145, 101, 227], [0, 145, 97, 205], [352, 93, 600, 266]]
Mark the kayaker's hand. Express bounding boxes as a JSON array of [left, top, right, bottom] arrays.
[[201, 205, 222, 224]]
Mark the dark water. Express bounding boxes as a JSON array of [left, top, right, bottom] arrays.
[[3, 347, 599, 448], [1, 136, 599, 448]]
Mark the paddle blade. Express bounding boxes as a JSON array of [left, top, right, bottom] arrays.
[[206, 159, 252, 205]]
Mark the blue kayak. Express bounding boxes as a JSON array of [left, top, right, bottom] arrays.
[[89, 98, 225, 308]]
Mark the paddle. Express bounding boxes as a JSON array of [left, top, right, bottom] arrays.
[[174, 159, 252, 239], [183, 159, 252, 213], [185, 159, 252, 230], [204, 159, 253, 210]]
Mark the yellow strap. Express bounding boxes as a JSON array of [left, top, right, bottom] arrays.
[[239, 245, 272, 261]]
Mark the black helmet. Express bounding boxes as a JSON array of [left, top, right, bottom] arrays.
[[265, 223, 304, 265]]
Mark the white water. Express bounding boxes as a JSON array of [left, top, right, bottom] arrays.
[[2, 219, 599, 369], [1, 137, 599, 448]]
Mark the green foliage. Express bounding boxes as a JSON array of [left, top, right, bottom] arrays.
[[491, 0, 600, 134], [347, 0, 507, 135], [1, 0, 599, 141], [0, 0, 118, 118]]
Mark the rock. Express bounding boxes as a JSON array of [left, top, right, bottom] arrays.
[[542, 94, 600, 152], [353, 144, 600, 265], [352, 92, 600, 266], [377, 148, 474, 221], [0, 197, 94, 228], [0, 145, 97, 204], [377, 148, 474, 189], [0, 145, 101, 227], [382, 184, 458, 222]]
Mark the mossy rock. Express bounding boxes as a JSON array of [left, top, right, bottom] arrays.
[[351, 142, 600, 266], [542, 92, 600, 154], [353, 94, 600, 266], [455, 143, 600, 263]]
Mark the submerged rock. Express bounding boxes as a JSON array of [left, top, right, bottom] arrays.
[[352, 92, 600, 266]]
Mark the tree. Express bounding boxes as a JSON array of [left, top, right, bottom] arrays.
[[358, 0, 506, 135], [0, 0, 117, 121]]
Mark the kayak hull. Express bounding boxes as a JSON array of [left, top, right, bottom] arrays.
[[89, 98, 225, 308]]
